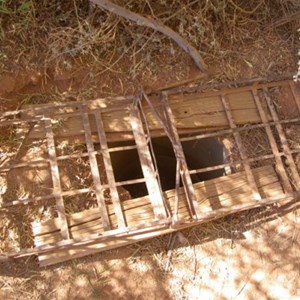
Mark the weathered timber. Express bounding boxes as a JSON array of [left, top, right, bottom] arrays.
[[32, 165, 284, 266], [21, 88, 272, 142]]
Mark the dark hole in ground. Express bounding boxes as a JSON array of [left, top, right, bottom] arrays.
[[109, 137, 226, 199]]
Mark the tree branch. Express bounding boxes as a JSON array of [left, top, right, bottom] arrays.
[[90, 0, 208, 72]]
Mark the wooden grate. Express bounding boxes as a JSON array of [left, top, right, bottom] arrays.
[[0, 79, 300, 266]]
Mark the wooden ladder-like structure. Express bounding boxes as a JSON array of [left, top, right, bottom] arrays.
[[1, 79, 300, 266]]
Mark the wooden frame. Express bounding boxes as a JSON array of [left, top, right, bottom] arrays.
[[0, 79, 299, 266]]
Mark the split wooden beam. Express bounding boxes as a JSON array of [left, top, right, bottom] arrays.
[[140, 91, 202, 219]]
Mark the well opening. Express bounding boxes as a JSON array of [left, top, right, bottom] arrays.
[[109, 136, 226, 199]]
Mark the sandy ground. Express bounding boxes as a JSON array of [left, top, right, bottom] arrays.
[[1, 201, 299, 300], [1, 1, 300, 299]]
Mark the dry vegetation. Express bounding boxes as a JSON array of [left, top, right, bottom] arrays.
[[0, 0, 299, 107], [1, 0, 300, 299]]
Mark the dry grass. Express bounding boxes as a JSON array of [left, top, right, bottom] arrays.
[[1, 1, 300, 299], [0, 0, 299, 86]]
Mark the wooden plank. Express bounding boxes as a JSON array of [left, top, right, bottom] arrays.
[[180, 117, 300, 142], [129, 106, 167, 220], [37, 192, 292, 267], [161, 93, 202, 219], [81, 110, 111, 231], [263, 88, 300, 189], [35, 180, 284, 247], [25, 108, 262, 141], [32, 165, 276, 234], [94, 110, 127, 229], [22, 86, 270, 142], [33, 165, 282, 246], [220, 95, 261, 201], [3, 117, 300, 174], [44, 119, 70, 240], [12, 79, 289, 121], [41, 173, 281, 245], [251, 88, 293, 193], [32, 165, 266, 230]]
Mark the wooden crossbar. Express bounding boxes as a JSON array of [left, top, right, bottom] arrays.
[[94, 110, 127, 229], [1, 79, 299, 266], [44, 119, 70, 240], [263, 88, 300, 189], [129, 105, 167, 220], [81, 108, 111, 231], [251, 88, 293, 193], [220, 95, 261, 201], [161, 92, 202, 219]]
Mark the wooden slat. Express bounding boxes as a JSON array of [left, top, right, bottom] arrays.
[[251, 88, 293, 193], [32, 164, 277, 236], [94, 110, 127, 229], [161, 93, 202, 218], [3, 117, 300, 174], [263, 88, 300, 189], [220, 94, 262, 201], [23, 87, 270, 141], [129, 106, 167, 220], [31, 165, 288, 266], [81, 109, 111, 231], [33, 165, 281, 246], [44, 119, 70, 240], [3, 146, 300, 211], [180, 117, 300, 142]]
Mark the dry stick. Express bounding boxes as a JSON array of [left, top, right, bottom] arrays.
[[146, 73, 208, 94], [228, 0, 264, 15], [90, 0, 207, 72]]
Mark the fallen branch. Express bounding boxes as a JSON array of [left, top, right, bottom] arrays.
[[90, 0, 208, 72]]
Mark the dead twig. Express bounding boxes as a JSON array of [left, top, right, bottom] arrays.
[[90, 0, 208, 72]]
